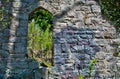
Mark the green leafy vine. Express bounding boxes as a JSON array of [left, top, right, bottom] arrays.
[[99, 0, 120, 32], [0, 0, 11, 30]]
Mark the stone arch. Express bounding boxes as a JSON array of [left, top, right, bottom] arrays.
[[27, 6, 54, 65], [25, 1, 58, 16]]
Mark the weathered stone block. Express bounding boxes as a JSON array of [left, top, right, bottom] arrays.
[[54, 44, 61, 55], [12, 13, 28, 20], [21, 37, 27, 46], [116, 63, 120, 68], [0, 32, 3, 37], [95, 52, 105, 60], [13, 2, 27, 8], [17, 28, 27, 36], [14, 43, 26, 53], [91, 5, 101, 13], [0, 74, 4, 79], [7, 61, 28, 69], [19, 20, 28, 29], [28, 61, 39, 69], [74, 0, 85, 4], [112, 39, 120, 44], [3, 29, 10, 37], [87, 1, 96, 5], [9, 36, 21, 43], [0, 43, 2, 49], [9, 54, 25, 58], [0, 50, 9, 58], [104, 32, 115, 39], [35, 67, 48, 79], [2, 43, 14, 52]]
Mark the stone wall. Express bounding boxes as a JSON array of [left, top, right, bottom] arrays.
[[0, 0, 120, 79]]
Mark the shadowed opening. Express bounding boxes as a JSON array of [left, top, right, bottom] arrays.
[[27, 7, 54, 66]]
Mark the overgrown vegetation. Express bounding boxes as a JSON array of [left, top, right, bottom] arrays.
[[0, 0, 11, 29], [88, 58, 97, 77], [99, 0, 120, 31], [28, 8, 53, 66], [78, 59, 97, 79]]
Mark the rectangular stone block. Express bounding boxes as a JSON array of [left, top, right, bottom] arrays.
[[54, 44, 61, 56], [2, 43, 14, 52], [12, 13, 28, 20], [14, 43, 27, 54], [91, 5, 101, 13], [3, 29, 10, 37], [0, 50, 9, 58], [7, 61, 28, 69], [21, 37, 28, 46], [16, 27, 27, 36], [13, 2, 27, 8], [9, 54, 26, 58], [19, 20, 28, 29], [35, 67, 48, 79], [9, 36, 21, 43]]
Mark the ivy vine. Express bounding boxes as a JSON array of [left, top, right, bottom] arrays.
[[99, 0, 120, 32], [0, 0, 11, 30]]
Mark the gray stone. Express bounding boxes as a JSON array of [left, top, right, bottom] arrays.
[[0, 74, 4, 79], [21, 69, 34, 79], [21, 37, 27, 46], [3, 29, 10, 37], [112, 39, 120, 44], [19, 20, 28, 29], [91, 5, 101, 13], [12, 13, 28, 20], [9, 54, 25, 58], [7, 61, 28, 69], [87, 1, 96, 5], [85, 18, 92, 25], [0, 50, 9, 58], [17, 28, 27, 36], [14, 43, 26, 53], [35, 67, 48, 79], [116, 63, 120, 68], [54, 44, 61, 55], [0, 32, 3, 37], [2, 43, 14, 53], [28, 61, 39, 69]]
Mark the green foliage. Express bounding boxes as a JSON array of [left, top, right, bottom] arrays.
[[28, 8, 53, 66], [41, 61, 53, 67], [29, 8, 53, 31], [77, 59, 97, 78], [28, 19, 52, 51], [88, 58, 97, 77], [79, 74, 84, 79], [99, 0, 120, 31], [0, 0, 11, 29]]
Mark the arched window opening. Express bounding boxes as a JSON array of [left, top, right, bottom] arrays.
[[27, 7, 53, 66]]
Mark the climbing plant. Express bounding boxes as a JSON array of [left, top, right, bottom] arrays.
[[99, 0, 120, 31], [29, 7, 53, 31], [28, 8, 53, 66], [0, 0, 11, 30]]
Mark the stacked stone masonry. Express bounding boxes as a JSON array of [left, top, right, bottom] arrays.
[[0, 0, 120, 79]]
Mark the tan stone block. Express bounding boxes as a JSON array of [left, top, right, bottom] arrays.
[[85, 18, 92, 25], [104, 32, 115, 39]]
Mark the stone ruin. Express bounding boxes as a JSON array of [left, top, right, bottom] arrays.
[[0, 0, 120, 79]]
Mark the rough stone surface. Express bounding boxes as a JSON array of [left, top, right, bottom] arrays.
[[0, 0, 119, 79]]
